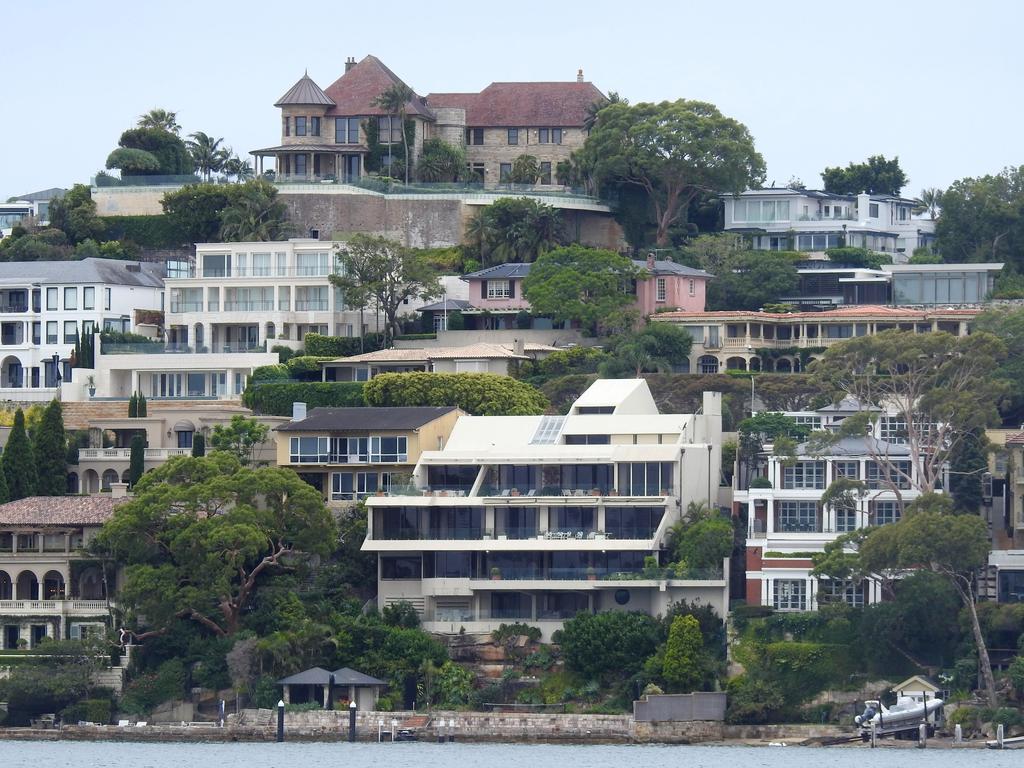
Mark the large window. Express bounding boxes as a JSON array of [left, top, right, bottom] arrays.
[[294, 155, 307, 176], [295, 116, 307, 136], [370, 435, 408, 463], [550, 506, 596, 534], [866, 461, 911, 490], [423, 552, 472, 579], [538, 128, 562, 144], [83, 286, 95, 310], [203, 253, 230, 278], [466, 128, 484, 145], [296, 251, 331, 276], [834, 460, 859, 479], [778, 501, 819, 532], [879, 416, 908, 444], [428, 507, 483, 539], [331, 471, 378, 500], [377, 116, 404, 144], [617, 462, 674, 496], [495, 507, 538, 539], [310, 116, 321, 137], [46, 321, 57, 344], [797, 233, 842, 251], [251, 252, 272, 276], [732, 199, 791, 223], [374, 507, 421, 539], [46, 287, 58, 311], [381, 556, 421, 580], [873, 500, 902, 526], [289, 436, 328, 463], [427, 464, 478, 491], [656, 277, 667, 302], [486, 279, 511, 299], [820, 579, 865, 607], [507, 128, 518, 145], [63, 321, 77, 344], [335, 117, 360, 144], [782, 461, 825, 489], [605, 507, 663, 539], [539, 161, 551, 184], [773, 579, 807, 611]]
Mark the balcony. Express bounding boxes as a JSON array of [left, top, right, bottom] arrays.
[[295, 300, 329, 311], [169, 302, 203, 313], [223, 301, 275, 312], [101, 342, 267, 355], [78, 448, 192, 461], [0, 599, 109, 616]]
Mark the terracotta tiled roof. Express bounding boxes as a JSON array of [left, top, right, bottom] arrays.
[[275, 73, 335, 107], [0, 496, 123, 526], [322, 55, 433, 119], [653, 305, 982, 322], [428, 81, 605, 127]]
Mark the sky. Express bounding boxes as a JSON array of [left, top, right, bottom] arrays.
[[2, 0, 1021, 199]]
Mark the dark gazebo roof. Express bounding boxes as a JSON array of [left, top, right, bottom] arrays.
[[277, 666, 387, 687], [275, 73, 335, 107]]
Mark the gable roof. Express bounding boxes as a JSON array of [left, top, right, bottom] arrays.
[[0, 496, 123, 526], [275, 73, 335, 107], [462, 263, 532, 280], [428, 81, 605, 127], [277, 666, 332, 685], [332, 667, 386, 686], [0, 258, 163, 288], [634, 259, 713, 278], [322, 55, 433, 119], [276, 406, 459, 432], [892, 675, 942, 693]]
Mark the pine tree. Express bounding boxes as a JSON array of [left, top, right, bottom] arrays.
[[73, 328, 81, 368], [137, 393, 147, 417], [33, 400, 67, 496], [0, 459, 8, 504], [3, 409, 38, 500], [128, 393, 138, 418], [662, 614, 704, 693], [128, 433, 146, 487], [191, 432, 206, 457]]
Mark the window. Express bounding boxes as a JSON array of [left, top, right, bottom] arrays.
[[538, 128, 562, 144], [869, 203, 880, 218], [834, 460, 859, 479], [879, 416, 908, 444], [63, 321, 77, 344], [46, 287, 57, 310], [335, 117, 360, 144], [539, 161, 551, 184], [793, 415, 822, 430], [873, 500, 902, 526], [821, 579, 865, 607], [866, 461, 911, 490], [177, 430, 194, 449], [82, 286, 95, 310], [655, 277, 667, 302], [370, 436, 408, 463], [289, 436, 329, 463], [104, 288, 112, 310], [381, 556, 421, 580], [699, 355, 719, 374], [782, 461, 825, 490], [251, 252, 271, 276], [282, 116, 290, 137], [295, 116, 307, 136], [773, 579, 807, 611], [82, 320, 95, 336], [835, 498, 858, 532], [507, 128, 518, 145], [617, 462, 674, 496], [466, 128, 484, 145], [797, 233, 842, 251], [563, 434, 611, 445], [331, 471, 379, 500], [688, 279, 695, 296], [778, 501, 819, 532], [276, 252, 288, 276], [310, 116, 321, 137], [499, 163, 512, 182], [732, 199, 792, 223], [296, 251, 331, 276], [46, 321, 57, 344], [294, 154, 307, 176], [486, 279, 511, 299]]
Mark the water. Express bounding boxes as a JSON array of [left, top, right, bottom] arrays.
[[0, 741, 1019, 768]]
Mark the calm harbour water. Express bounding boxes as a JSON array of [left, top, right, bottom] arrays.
[[0, 741, 1020, 768]]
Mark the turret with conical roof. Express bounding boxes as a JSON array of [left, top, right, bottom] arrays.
[[274, 72, 335, 107]]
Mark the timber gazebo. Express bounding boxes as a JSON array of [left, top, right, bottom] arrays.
[[277, 666, 387, 710]]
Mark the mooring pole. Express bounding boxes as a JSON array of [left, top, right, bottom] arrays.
[[917, 723, 927, 748], [348, 700, 357, 742], [277, 699, 285, 743], [954, 723, 962, 744], [870, 721, 876, 748]]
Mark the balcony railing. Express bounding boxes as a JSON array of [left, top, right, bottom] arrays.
[[0, 599, 109, 614], [101, 342, 267, 355], [169, 302, 203, 313], [78, 448, 192, 460], [295, 300, 329, 311], [224, 301, 275, 311]]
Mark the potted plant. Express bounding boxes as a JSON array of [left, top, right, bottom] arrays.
[[86, 376, 96, 398], [490, 566, 502, 581], [586, 566, 597, 581]]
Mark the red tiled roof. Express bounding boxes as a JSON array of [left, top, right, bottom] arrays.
[[427, 81, 606, 127], [322, 55, 433, 119], [0, 496, 123, 526], [653, 305, 982, 322]]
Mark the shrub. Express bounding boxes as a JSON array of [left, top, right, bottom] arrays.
[[272, 345, 298, 364], [536, 346, 607, 378], [285, 356, 333, 381], [725, 674, 785, 724], [436, 661, 474, 708], [60, 697, 112, 725], [363, 372, 547, 416], [243, 382, 365, 415], [672, 517, 732, 572], [119, 658, 187, 715], [252, 364, 290, 381], [381, 601, 420, 629], [304, 332, 385, 358], [492, 623, 542, 644], [101, 215, 188, 248], [560, 611, 661, 681]]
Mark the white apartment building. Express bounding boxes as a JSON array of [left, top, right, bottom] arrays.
[[0, 258, 164, 401], [165, 239, 375, 351], [363, 379, 728, 640], [737, 400, 931, 612], [723, 188, 936, 262]]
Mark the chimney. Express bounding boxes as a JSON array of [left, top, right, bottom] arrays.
[[513, 338, 525, 357], [646, 252, 656, 270], [292, 402, 307, 421], [577, 68, 584, 83], [345, 56, 356, 72], [109, 482, 129, 499]]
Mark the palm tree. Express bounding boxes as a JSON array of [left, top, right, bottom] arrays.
[[219, 180, 291, 241], [373, 83, 415, 184], [583, 91, 627, 133], [223, 155, 255, 183], [186, 131, 229, 181], [138, 108, 181, 135], [914, 187, 943, 219]]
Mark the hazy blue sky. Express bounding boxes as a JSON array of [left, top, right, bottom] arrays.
[[3, 0, 1020, 199]]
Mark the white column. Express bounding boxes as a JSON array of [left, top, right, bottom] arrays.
[[765, 499, 775, 534], [225, 369, 235, 397]]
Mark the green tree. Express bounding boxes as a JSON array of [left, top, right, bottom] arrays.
[[219, 179, 291, 241], [560, 610, 662, 680], [105, 147, 162, 175], [662, 614, 704, 692], [363, 372, 547, 415], [416, 138, 468, 183], [330, 235, 441, 344], [186, 132, 229, 182], [915, 187, 943, 220], [522, 245, 641, 334], [32, 400, 66, 496], [671, 516, 732, 573], [577, 99, 765, 246], [137, 393, 147, 417], [601, 323, 693, 376], [373, 83, 415, 184], [128, 433, 146, 487], [935, 167, 1024, 264], [222, 155, 255, 182], [736, 412, 808, 486], [2, 409, 37, 500], [137, 108, 181, 135], [705, 251, 800, 311], [582, 90, 627, 133], [116, 127, 193, 176], [92, 454, 336, 637], [948, 428, 989, 513], [821, 154, 908, 196], [46, 184, 106, 245], [209, 415, 269, 467], [162, 183, 239, 243], [824, 246, 890, 270], [0, 640, 105, 726], [191, 432, 206, 457], [464, 198, 564, 266], [973, 305, 1024, 424], [508, 154, 540, 184], [812, 330, 1006, 497]]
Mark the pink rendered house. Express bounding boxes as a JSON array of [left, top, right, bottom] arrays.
[[632, 254, 711, 315]]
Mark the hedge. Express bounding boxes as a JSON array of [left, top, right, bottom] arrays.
[[243, 382, 366, 415], [363, 372, 548, 416], [304, 332, 385, 358], [286, 355, 334, 380], [60, 698, 112, 725], [251, 364, 289, 381], [101, 215, 188, 248]]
